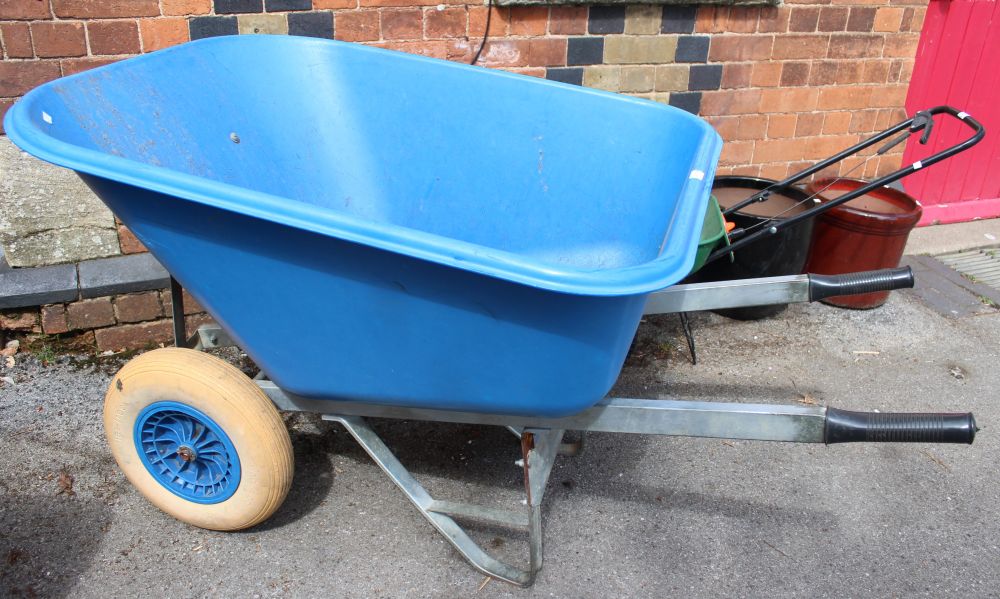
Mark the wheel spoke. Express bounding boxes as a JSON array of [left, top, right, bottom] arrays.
[[157, 421, 185, 445], [191, 423, 209, 446], [178, 416, 195, 443]]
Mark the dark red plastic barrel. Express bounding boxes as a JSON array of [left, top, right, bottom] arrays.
[[804, 178, 922, 309]]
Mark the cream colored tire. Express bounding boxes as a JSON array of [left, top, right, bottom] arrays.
[[104, 347, 293, 531]]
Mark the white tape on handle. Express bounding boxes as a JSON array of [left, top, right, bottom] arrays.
[[689, 169, 705, 181], [912, 160, 923, 170], [958, 111, 969, 120]]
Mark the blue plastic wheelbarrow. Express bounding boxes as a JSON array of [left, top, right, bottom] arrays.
[[5, 36, 978, 586]]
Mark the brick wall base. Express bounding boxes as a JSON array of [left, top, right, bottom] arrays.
[[1, 290, 211, 352]]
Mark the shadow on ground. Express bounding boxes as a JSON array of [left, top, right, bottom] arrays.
[[0, 495, 109, 598]]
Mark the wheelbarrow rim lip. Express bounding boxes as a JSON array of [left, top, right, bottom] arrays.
[[5, 36, 721, 297]]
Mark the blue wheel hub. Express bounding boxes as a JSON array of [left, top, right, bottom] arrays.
[[134, 401, 241, 504]]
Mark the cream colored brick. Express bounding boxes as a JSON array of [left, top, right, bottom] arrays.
[[604, 36, 677, 64], [583, 65, 621, 91], [625, 6, 662, 35], [652, 93, 671, 105], [654, 65, 688, 92], [620, 66, 654, 93], [238, 14, 288, 35]]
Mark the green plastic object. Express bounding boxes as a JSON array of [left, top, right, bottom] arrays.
[[690, 195, 728, 274]]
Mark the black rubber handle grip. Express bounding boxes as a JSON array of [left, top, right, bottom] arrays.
[[808, 266, 914, 302], [825, 408, 977, 444]]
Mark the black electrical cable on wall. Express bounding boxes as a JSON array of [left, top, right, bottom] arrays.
[[470, 0, 493, 65]]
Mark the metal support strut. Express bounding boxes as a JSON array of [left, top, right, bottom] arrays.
[[324, 414, 563, 587], [169, 276, 185, 348]]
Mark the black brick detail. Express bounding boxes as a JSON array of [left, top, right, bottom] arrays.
[[288, 11, 334, 38], [546, 67, 584, 86], [266, 0, 312, 10], [669, 91, 702, 115], [688, 64, 722, 91], [661, 6, 697, 34], [0, 263, 77, 309], [190, 16, 239, 40], [675, 35, 710, 63], [567, 37, 604, 66], [588, 6, 626, 35], [215, 0, 263, 13], [78, 253, 170, 299]]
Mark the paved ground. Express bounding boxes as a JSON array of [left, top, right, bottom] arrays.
[[1, 253, 999, 598], [905, 218, 1000, 256]]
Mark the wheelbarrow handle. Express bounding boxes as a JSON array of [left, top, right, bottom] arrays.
[[808, 266, 914, 303], [825, 408, 977, 444], [707, 106, 986, 266], [780, 105, 986, 193], [643, 267, 914, 314]]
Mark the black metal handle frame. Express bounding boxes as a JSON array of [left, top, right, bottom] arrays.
[[705, 105, 986, 265]]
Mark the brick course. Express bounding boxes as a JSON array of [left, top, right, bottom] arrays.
[[1, 1, 53, 21], [140, 17, 190, 51], [52, 0, 160, 19], [114, 292, 163, 323], [31, 21, 86, 57], [20, 287, 212, 351], [40, 304, 68, 334], [1, 22, 33, 58], [335, 10, 379, 41], [88, 20, 141, 55], [66, 298, 115, 330], [95, 319, 174, 351]]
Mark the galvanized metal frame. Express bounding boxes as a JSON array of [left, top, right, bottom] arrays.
[[254, 380, 826, 443], [642, 274, 810, 315], [182, 274, 830, 584], [327, 415, 563, 586], [185, 318, 830, 585], [182, 273, 836, 585]]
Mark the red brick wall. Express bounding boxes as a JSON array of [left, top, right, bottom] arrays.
[[3, 289, 211, 351], [1, 0, 927, 256], [700, 4, 923, 181]]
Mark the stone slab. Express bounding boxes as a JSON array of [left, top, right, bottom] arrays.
[[0, 137, 120, 267]]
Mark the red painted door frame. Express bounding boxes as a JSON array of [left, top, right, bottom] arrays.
[[902, 0, 1000, 226]]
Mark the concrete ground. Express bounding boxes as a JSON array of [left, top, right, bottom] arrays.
[[2, 228, 999, 598], [905, 218, 1000, 255]]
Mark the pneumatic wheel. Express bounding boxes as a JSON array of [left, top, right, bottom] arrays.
[[104, 347, 294, 531]]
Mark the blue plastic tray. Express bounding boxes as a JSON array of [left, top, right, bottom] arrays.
[[5, 36, 721, 416]]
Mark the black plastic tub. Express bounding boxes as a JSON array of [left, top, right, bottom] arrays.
[[692, 176, 816, 320]]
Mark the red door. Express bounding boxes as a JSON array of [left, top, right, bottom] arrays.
[[902, 0, 1000, 226]]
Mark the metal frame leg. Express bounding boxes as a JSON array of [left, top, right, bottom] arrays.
[[169, 276, 185, 348], [508, 425, 584, 456], [520, 428, 563, 577], [678, 312, 697, 365], [325, 414, 562, 586]]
